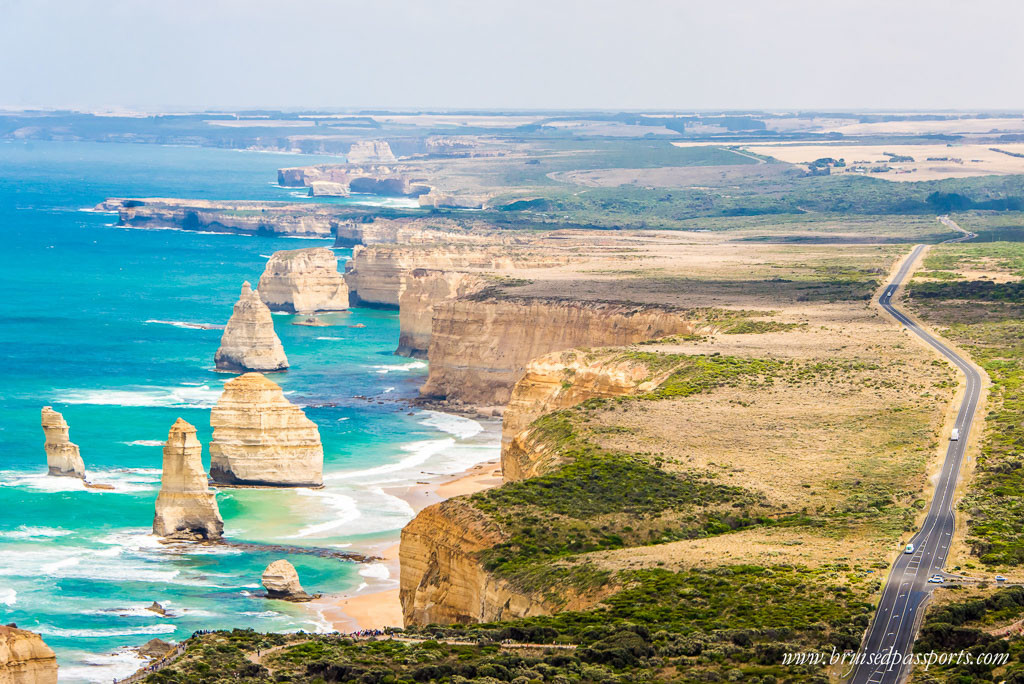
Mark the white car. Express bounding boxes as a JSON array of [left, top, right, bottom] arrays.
[[905, 543, 915, 554], [928, 575, 944, 584], [996, 575, 1007, 582], [951, 428, 960, 441]]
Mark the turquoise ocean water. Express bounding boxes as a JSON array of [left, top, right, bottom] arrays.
[[0, 141, 498, 682]]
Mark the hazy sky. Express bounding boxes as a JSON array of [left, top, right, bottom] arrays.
[[2, 0, 1022, 111]]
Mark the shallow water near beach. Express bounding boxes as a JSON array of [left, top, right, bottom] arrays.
[[0, 141, 499, 682]]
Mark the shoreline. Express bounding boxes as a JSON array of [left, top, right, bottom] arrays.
[[307, 458, 504, 632]]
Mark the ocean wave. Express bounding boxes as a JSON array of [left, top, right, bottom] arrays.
[[418, 411, 483, 440], [324, 438, 454, 482], [145, 319, 225, 331], [122, 440, 165, 447], [316, 336, 345, 341], [0, 472, 86, 492], [0, 526, 72, 540], [0, 588, 15, 606], [58, 648, 149, 684], [291, 489, 361, 538], [35, 624, 177, 638], [371, 360, 427, 374], [60, 384, 222, 409], [358, 563, 391, 580]]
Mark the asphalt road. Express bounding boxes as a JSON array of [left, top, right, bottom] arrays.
[[848, 244, 983, 683]]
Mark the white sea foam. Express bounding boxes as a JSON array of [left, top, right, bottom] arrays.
[[0, 526, 72, 540], [42, 557, 81, 574], [36, 624, 177, 638], [324, 438, 454, 482], [358, 563, 390, 580], [291, 489, 361, 538], [61, 384, 222, 409], [418, 411, 483, 440], [122, 440, 165, 447], [316, 336, 345, 341], [0, 472, 86, 492], [145, 319, 224, 330], [371, 360, 427, 374], [58, 648, 150, 684], [0, 588, 15, 606]]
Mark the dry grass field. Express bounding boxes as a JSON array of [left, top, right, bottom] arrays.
[[738, 142, 1024, 181]]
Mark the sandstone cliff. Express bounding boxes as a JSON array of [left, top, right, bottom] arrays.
[[276, 164, 427, 196], [308, 181, 349, 197], [40, 406, 85, 479], [257, 248, 349, 314], [397, 270, 486, 358], [97, 198, 344, 237], [420, 298, 706, 406], [209, 373, 323, 487], [262, 559, 313, 601], [400, 499, 558, 625], [343, 244, 551, 307], [333, 217, 525, 248], [153, 419, 224, 541], [347, 140, 397, 164], [215, 282, 289, 373], [501, 349, 682, 480], [0, 626, 57, 684]]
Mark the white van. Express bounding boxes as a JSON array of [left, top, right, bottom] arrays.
[[905, 543, 915, 554], [951, 428, 960, 441]]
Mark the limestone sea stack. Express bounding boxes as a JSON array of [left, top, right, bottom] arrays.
[[261, 560, 313, 601], [214, 282, 289, 372], [257, 248, 349, 314], [209, 373, 324, 487], [0, 625, 58, 684], [40, 407, 85, 479], [153, 419, 224, 541]]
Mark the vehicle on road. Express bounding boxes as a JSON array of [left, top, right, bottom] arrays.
[[951, 428, 960, 441], [905, 543, 915, 554], [928, 575, 943, 584], [997, 575, 1007, 582]]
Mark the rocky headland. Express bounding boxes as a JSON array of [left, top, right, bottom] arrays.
[[262, 559, 315, 601], [276, 163, 428, 197], [0, 626, 57, 684], [397, 270, 486, 358], [153, 418, 224, 541], [209, 373, 323, 487], [257, 247, 349, 313], [500, 348, 686, 480], [96, 198, 345, 237], [346, 140, 397, 164], [215, 282, 289, 373], [419, 297, 707, 406], [40, 406, 85, 479]]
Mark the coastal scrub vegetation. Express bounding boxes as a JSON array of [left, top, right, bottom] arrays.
[[147, 564, 875, 682]]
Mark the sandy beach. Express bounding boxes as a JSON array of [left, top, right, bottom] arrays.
[[309, 458, 503, 631]]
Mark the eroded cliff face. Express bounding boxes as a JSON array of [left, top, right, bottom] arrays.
[[333, 217, 525, 248], [347, 140, 397, 164], [97, 198, 341, 237], [275, 164, 427, 196], [0, 626, 57, 684], [153, 418, 224, 541], [257, 248, 349, 313], [400, 499, 559, 626], [40, 406, 85, 479], [215, 282, 289, 373], [397, 270, 486, 358], [501, 350, 683, 481], [343, 244, 557, 307], [209, 373, 323, 487], [421, 298, 706, 406]]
